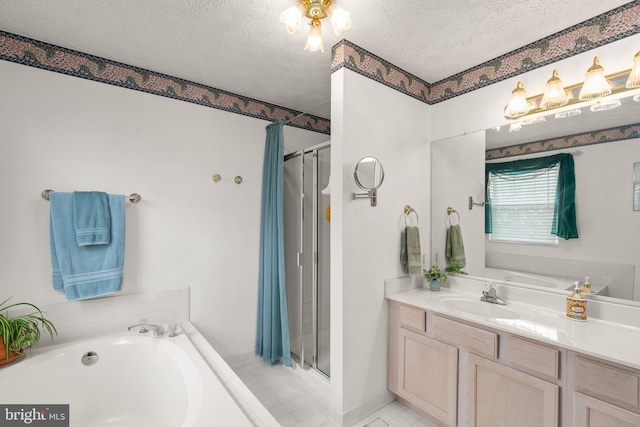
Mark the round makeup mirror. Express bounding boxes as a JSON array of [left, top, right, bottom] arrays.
[[354, 156, 385, 191], [352, 157, 385, 206]]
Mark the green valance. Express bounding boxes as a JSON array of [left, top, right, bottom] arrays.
[[485, 153, 578, 240]]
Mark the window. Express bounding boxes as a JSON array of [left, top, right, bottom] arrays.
[[488, 163, 560, 245]]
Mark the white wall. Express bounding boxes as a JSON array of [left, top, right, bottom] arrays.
[[431, 132, 486, 275], [0, 59, 327, 357], [330, 68, 431, 425]]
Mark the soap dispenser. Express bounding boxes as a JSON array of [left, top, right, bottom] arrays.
[[566, 282, 587, 321], [580, 276, 593, 294]]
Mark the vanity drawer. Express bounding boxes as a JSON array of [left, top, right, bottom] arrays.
[[574, 357, 640, 408], [399, 304, 426, 332], [506, 336, 560, 380], [432, 315, 498, 359]]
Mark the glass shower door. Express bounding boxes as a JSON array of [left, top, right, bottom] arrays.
[[283, 142, 330, 377]]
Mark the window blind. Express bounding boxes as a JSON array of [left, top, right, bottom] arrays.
[[489, 164, 559, 245]]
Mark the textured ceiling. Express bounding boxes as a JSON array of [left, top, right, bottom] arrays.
[[0, 0, 633, 119]]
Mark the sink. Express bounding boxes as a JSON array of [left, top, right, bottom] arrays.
[[437, 297, 520, 319]]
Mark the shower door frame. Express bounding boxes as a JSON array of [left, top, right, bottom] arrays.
[[284, 141, 330, 378]]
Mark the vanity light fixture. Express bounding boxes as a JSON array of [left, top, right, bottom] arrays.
[[540, 70, 569, 109], [503, 51, 640, 121], [579, 57, 612, 101], [503, 81, 532, 119], [626, 51, 640, 88], [280, 0, 351, 53], [590, 98, 621, 112]]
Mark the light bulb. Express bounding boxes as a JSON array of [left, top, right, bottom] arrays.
[[626, 51, 640, 89], [579, 57, 611, 101], [327, 3, 352, 35], [305, 18, 324, 53], [503, 81, 531, 119], [539, 70, 569, 109], [280, 2, 306, 34]]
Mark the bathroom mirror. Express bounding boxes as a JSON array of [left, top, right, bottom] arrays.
[[432, 92, 640, 303], [634, 162, 640, 211], [484, 96, 640, 302], [352, 156, 384, 206], [354, 156, 385, 191]]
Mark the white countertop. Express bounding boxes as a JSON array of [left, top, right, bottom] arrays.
[[386, 284, 640, 371]]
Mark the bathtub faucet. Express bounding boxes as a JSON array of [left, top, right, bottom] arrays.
[[128, 323, 165, 337], [481, 283, 507, 305]]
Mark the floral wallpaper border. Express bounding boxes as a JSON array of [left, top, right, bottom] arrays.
[[331, 1, 640, 105], [485, 122, 640, 160], [1, 1, 639, 138], [0, 30, 331, 135]]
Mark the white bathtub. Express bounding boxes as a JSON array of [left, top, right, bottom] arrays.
[[0, 325, 257, 427], [483, 267, 577, 290], [483, 267, 607, 295]]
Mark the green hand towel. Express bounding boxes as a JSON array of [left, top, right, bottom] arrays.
[[401, 226, 422, 275], [445, 224, 466, 266]]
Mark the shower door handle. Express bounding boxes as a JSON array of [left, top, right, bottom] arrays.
[[297, 252, 303, 267]]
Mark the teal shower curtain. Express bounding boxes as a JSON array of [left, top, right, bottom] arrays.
[[256, 121, 292, 367]]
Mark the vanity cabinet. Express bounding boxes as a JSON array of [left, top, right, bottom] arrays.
[[388, 301, 561, 427], [388, 297, 640, 427], [570, 354, 640, 427], [467, 353, 559, 427], [397, 328, 458, 426]]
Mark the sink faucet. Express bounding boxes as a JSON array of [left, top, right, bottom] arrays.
[[128, 323, 165, 336], [481, 283, 507, 305]]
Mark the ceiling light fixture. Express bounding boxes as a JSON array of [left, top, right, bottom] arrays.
[[280, 0, 351, 53]]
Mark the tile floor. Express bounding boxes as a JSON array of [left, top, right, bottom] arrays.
[[226, 353, 438, 427]]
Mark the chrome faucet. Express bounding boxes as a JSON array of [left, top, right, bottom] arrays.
[[481, 283, 507, 305], [128, 323, 165, 336]]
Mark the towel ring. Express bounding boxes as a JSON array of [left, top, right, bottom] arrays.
[[404, 205, 419, 226], [446, 207, 460, 227]]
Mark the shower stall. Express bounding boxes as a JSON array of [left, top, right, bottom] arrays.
[[283, 142, 331, 378]]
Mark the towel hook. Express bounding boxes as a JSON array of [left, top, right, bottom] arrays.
[[42, 189, 141, 203], [403, 205, 419, 226]]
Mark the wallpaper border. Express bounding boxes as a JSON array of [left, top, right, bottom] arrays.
[[0, 30, 331, 135], [485, 122, 640, 160]]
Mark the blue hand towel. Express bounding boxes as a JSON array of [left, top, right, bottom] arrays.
[[73, 191, 111, 246], [50, 192, 125, 301]]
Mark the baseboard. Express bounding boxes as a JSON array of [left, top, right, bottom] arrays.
[[329, 390, 395, 426]]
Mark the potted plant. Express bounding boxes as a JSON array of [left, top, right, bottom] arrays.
[[423, 264, 448, 291], [445, 261, 467, 275], [0, 297, 57, 367]]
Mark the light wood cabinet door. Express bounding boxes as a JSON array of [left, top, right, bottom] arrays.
[[573, 393, 640, 427], [467, 353, 559, 427], [398, 328, 458, 426]]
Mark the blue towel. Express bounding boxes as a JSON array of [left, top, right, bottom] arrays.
[[73, 191, 111, 246], [50, 192, 125, 301]]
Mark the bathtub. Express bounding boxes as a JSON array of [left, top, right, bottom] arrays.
[[0, 324, 262, 427], [483, 267, 607, 295]]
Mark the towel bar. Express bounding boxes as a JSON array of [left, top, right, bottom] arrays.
[[41, 189, 141, 203]]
